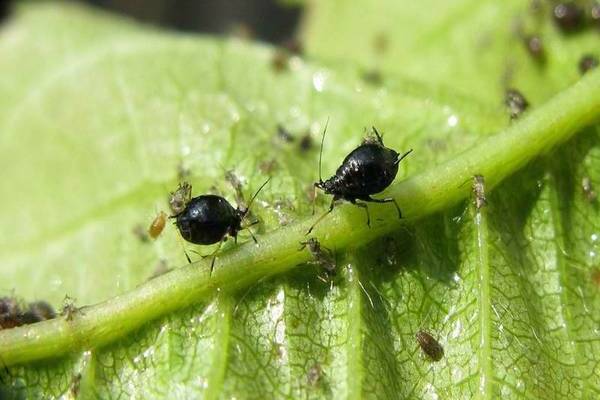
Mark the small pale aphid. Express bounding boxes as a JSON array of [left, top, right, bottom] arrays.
[[299, 238, 336, 281], [307, 363, 323, 386], [416, 330, 444, 361], [169, 182, 192, 216], [61, 296, 79, 322], [582, 177, 597, 202], [505, 89, 529, 119], [148, 211, 167, 239], [472, 175, 487, 209]]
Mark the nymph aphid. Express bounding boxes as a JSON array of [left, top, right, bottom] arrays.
[[416, 330, 444, 361], [307, 123, 412, 234]]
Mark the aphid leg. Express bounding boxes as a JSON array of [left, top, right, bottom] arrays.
[[352, 201, 371, 227], [361, 196, 402, 219], [306, 197, 336, 235], [204, 240, 225, 276], [241, 219, 260, 243], [246, 228, 258, 244]]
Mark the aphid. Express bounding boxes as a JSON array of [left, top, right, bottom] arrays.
[[148, 211, 167, 239], [582, 176, 597, 202], [169, 182, 192, 216], [553, 3, 584, 32], [307, 363, 323, 386], [523, 35, 545, 62], [307, 124, 412, 234], [299, 238, 336, 281], [505, 88, 529, 119], [174, 179, 270, 273], [0, 297, 22, 329], [472, 175, 487, 209], [61, 296, 79, 322], [298, 133, 313, 152], [277, 124, 295, 143], [416, 330, 444, 361], [579, 54, 599, 75], [20, 301, 56, 324]]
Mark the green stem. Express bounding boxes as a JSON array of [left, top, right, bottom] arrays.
[[1, 71, 599, 367]]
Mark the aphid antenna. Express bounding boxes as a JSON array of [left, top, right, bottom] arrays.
[[242, 177, 271, 217], [371, 126, 384, 144], [395, 148, 414, 166], [317, 118, 330, 185]]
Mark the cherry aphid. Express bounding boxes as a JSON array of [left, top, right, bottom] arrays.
[[173, 179, 270, 273], [307, 123, 412, 234]]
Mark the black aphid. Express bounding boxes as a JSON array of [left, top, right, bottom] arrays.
[[472, 175, 487, 210], [579, 54, 599, 75], [173, 179, 270, 273], [0, 297, 22, 329], [299, 238, 336, 281], [505, 89, 529, 119], [553, 3, 584, 32], [307, 123, 412, 234], [20, 301, 56, 324], [416, 330, 444, 361], [277, 124, 295, 143]]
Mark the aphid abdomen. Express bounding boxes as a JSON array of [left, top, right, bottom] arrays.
[[176, 196, 238, 245]]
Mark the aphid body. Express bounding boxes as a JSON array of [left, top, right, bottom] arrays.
[[20, 301, 56, 324], [299, 238, 336, 277], [472, 175, 487, 210], [173, 180, 270, 272], [176, 195, 244, 245], [505, 89, 529, 119], [416, 330, 444, 361], [309, 125, 412, 233]]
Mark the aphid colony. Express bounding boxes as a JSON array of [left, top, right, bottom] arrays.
[[164, 122, 412, 277]]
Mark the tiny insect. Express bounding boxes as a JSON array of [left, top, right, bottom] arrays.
[[20, 301, 56, 324], [472, 175, 487, 209], [579, 54, 599, 75], [0, 297, 22, 329], [277, 124, 295, 143], [505, 88, 529, 119], [169, 181, 192, 216], [307, 123, 412, 234], [61, 296, 79, 322], [299, 238, 336, 281], [553, 3, 584, 33], [416, 330, 444, 361], [173, 179, 270, 273], [523, 35, 545, 62], [307, 363, 323, 386], [148, 211, 167, 239], [582, 177, 597, 202], [298, 133, 313, 152]]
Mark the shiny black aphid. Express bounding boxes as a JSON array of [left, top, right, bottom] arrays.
[[307, 124, 412, 234], [505, 89, 529, 119], [416, 330, 444, 362], [174, 180, 269, 272]]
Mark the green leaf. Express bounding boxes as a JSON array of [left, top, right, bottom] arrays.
[[1, 2, 599, 399]]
